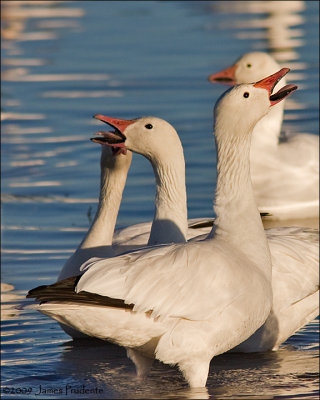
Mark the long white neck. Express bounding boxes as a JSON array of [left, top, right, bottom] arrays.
[[211, 123, 272, 277], [147, 147, 188, 245], [80, 150, 132, 248], [58, 148, 131, 281], [251, 100, 284, 151]]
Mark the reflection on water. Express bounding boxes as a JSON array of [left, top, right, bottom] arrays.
[[206, 1, 306, 60], [42, 90, 123, 98], [1, 0, 319, 398], [1, 112, 46, 121], [262, 217, 319, 229], [1, 283, 26, 322], [2, 71, 112, 82], [58, 339, 319, 399]]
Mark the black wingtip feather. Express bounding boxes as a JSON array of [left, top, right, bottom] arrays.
[[27, 275, 134, 310]]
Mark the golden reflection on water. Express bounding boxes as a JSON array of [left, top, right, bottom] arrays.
[[10, 160, 45, 167], [208, 0, 307, 63], [2, 58, 47, 66], [3, 125, 53, 135], [1, 0, 83, 52], [1, 283, 25, 321], [262, 217, 319, 229], [2, 70, 111, 82], [8, 181, 62, 188], [1, 112, 46, 121], [42, 90, 123, 99], [2, 135, 89, 144], [205, 0, 310, 122], [2, 249, 73, 255], [1, 194, 97, 203], [1, 1, 84, 21], [56, 331, 319, 399]]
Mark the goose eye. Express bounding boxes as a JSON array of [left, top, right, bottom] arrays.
[[243, 92, 249, 98], [247, 63, 252, 68], [145, 124, 153, 129]]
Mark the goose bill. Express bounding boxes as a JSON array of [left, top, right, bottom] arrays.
[[208, 64, 237, 85], [253, 68, 297, 106], [269, 84, 298, 106], [91, 114, 136, 155]]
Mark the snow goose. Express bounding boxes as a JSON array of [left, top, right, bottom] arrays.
[[57, 116, 211, 338], [92, 117, 319, 354], [208, 51, 319, 220], [92, 115, 215, 250], [58, 107, 318, 352], [28, 68, 296, 387], [59, 122, 212, 282], [91, 116, 189, 247], [59, 117, 318, 352], [233, 225, 319, 352], [58, 145, 132, 281]]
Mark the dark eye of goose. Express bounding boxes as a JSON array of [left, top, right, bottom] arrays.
[[243, 92, 249, 98], [247, 63, 252, 68], [145, 124, 153, 129]]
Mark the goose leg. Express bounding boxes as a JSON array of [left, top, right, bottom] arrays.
[[126, 348, 154, 379], [178, 359, 210, 388]]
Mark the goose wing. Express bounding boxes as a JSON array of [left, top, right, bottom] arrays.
[[77, 239, 264, 322]]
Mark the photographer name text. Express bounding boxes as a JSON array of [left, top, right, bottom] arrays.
[[2, 384, 104, 396]]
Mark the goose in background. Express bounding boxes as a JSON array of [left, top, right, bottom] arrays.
[[59, 120, 214, 282], [233, 224, 319, 352], [28, 68, 296, 387], [208, 51, 319, 220], [58, 145, 132, 281]]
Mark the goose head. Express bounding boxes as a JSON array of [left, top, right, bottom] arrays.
[[91, 116, 183, 163], [91, 115, 188, 244], [208, 52, 285, 88], [214, 68, 297, 138]]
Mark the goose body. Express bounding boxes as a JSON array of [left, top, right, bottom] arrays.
[[233, 225, 319, 352], [209, 51, 319, 220], [28, 69, 296, 387]]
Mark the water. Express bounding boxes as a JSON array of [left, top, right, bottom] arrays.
[[1, 1, 319, 398]]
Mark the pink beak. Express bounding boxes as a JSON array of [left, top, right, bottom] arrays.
[[208, 64, 237, 85], [93, 114, 136, 133], [253, 68, 297, 106], [91, 115, 137, 155]]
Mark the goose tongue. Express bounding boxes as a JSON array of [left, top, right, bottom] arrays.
[[91, 132, 128, 155], [253, 68, 297, 106], [91, 115, 136, 155]]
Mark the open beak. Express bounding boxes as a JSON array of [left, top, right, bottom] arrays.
[[91, 115, 136, 155], [253, 68, 297, 106], [208, 64, 237, 86]]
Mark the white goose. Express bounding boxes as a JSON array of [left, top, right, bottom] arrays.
[[28, 69, 296, 387], [57, 115, 211, 339], [234, 224, 319, 352], [59, 122, 212, 282], [59, 115, 318, 352], [54, 116, 211, 338], [208, 51, 319, 220]]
